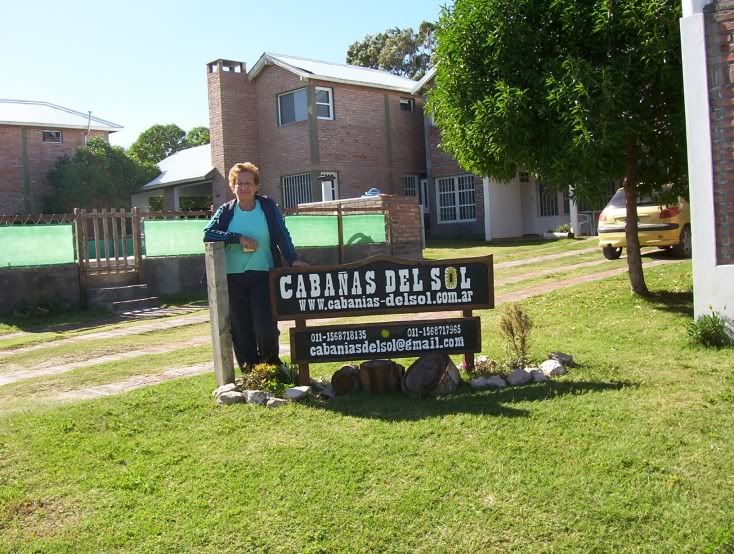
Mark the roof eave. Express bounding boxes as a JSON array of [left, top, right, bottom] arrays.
[[0, 120, 122, 132], [410, 66, 437, 95], [141, 175, 214, 192]]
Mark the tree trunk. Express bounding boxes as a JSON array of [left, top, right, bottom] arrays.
[[623, 136, 649, 296]]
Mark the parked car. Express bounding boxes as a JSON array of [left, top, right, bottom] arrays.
[[597, 188, 691, 260]]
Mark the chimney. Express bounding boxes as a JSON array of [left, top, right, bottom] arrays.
[[207, 59, 259, 204]]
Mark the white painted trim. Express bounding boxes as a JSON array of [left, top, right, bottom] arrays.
[[483, 177, 492, 241], [315, 86, 334, 120], [681, 6, 734, 320]]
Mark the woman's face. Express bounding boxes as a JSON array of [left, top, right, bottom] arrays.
[[233, 171, 258, 204]]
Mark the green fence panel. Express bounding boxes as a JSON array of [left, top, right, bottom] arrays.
[[285, 214, 386, 247], [0, 224, 75, 267], [342, 214, 386, 245], [285, 216, 338, 247], [143, 220, 208, 256]]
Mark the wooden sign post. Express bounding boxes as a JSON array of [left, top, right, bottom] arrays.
[[204, 242, 234, 386]]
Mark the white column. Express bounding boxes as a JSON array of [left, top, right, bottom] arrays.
[[482, 176, 493, 242], [681, 0, 734, 320], [569, 186, 579, 236]]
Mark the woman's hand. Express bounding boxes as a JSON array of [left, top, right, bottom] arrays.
[[239, 236, 258, 252], [291, 260, 309, 267]]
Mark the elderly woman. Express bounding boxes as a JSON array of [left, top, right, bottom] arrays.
[[204, 162, 305, 371]]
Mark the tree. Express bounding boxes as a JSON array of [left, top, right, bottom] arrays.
[[128, 124, 187, 165], [347, 21, 435, 80], [428, 0, 686, 295], [46, 138, 159, 212], [186, 126, 210, 147]]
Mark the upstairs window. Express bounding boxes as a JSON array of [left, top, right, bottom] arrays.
[[315, 87, 334, 120], [42, 130, 63, 143], [278, 88, 308, 125], [400, 98, 415, 112]]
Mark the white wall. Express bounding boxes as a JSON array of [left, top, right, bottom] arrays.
[[488, 178, 524, 238], [681, 2, 734, 321], [520, 178, 570, 236]]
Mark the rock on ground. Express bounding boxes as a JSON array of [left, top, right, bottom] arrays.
[[245, 390, 268, 405], [540, 359, 566, 377], [266, 398, 288, 408], [285, 386, 310, 400], [506, 368, 532, 386], [212, 383, 238, 398], [217, 391, 246, 405], [549, 352, 575, 367], [529, 369, 547, 383]]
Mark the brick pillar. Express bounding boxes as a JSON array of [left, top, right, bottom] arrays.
[[207, 59, 259, 206], [706, 1, 734, 264]]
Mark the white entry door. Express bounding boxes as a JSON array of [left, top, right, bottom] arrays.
[[321, 172, 339, 202]]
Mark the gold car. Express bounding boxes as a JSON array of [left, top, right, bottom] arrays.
[[597, 188, 692, 260]]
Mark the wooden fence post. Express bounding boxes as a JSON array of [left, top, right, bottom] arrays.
[[73, 208, 88, 308], [205, 242, 235, 386]]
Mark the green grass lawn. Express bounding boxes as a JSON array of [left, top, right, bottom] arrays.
[[1, 259, 732, 552]]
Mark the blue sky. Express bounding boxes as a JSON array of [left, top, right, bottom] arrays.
[[2, 0, 448, 147]]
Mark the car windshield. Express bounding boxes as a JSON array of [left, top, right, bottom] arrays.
[[606, 188, 671, 209]]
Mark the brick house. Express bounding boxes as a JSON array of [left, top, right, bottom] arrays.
[[0, 100, 122, 215], [135, 54, 427, 213], [680, 0, 734, 323], [411, 69, 589, 240]]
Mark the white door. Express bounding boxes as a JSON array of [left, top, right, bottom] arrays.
[[321, 172, 338, 202]]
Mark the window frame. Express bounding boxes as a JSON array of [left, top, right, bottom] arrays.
[[404, 175, 418, 197], [281, 172, 313, 208], [42, 130, 63, 144], [435, 174, 477, 224], [537, 182, 559, 217], [277, 87, 308, 126], [315, 86, 334, 120], [399, 98, 415, 112]]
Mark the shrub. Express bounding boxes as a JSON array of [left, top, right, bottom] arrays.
[[498, 304, 533, 368], [464, 354, 500, 377], [241, 363, 297, 395], [687, 310, 733, 348], [555, 223, 572, 233]]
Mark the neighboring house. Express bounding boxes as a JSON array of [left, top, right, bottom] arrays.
[[680, 0, 734, 322], [411, 68, 594, 240], [145, 54, 426, 211], [132, 144, 215, 211], [0, 99, 122, 215]]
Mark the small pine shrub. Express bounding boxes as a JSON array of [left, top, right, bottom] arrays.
[[498, 304, 533, 368], [687, 310, 733, 348], [242, 362, 297, 395]]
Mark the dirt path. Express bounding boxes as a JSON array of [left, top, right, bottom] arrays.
[[31, 256, 685, 405]]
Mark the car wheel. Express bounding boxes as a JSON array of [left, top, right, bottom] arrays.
[[602, 245, 623, 260], [672, 225, 692, 258]]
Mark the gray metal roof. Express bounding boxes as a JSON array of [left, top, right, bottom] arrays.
[[249, 53, 420, 94], [141, 144, 214, 191], [0, 99, 122, 131]]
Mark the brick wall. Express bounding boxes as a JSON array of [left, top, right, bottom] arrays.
[[706, 0, 734, 264], [0, 125, 108, 215], [254, 65, 312, 199], [207, 60, 259, 205], [209, 60, 426, 209]]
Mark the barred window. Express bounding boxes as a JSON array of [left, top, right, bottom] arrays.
[[519, 171, 530, 183], [538, 183, 559, 217], [404, 175, 418, 196], [281, 173, 312, 209], [436, 175, 477, 223]]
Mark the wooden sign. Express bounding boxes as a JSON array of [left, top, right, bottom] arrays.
[[289, 317, 481, 364], [270, 254, 493, 321]]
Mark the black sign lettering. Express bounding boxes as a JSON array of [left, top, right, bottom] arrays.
[[270, 255, 493, 320], [290, 317, 481, 364]]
